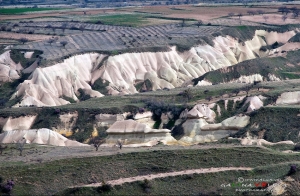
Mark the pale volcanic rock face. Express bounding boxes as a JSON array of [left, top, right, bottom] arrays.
[[0, 51, 23, 82], [105, 120, 177, 145], [95, 113, 126, 127], [0, 128, 88, 146], [11, 53, 106, 107], [201, 115, 250, 131], [244, 96, 264, 113], [3, 29, 297, 107], [276, 91, 300, 105], [0, 115, 37, 131]]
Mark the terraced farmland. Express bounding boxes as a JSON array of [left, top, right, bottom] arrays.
[[13, 22, 224, 61]]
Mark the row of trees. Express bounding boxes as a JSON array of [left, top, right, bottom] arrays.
[[45, 23, 86, 33], [19, 37, 69, 48]]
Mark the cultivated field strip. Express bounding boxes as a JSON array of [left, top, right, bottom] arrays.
[[210, 18, 264, 26], [14, 21, 133, 32], [13, 22, 227, 60]]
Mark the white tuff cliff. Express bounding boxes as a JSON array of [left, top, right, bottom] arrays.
[[1, 30, 296, 107]]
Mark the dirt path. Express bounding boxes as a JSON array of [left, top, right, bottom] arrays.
[[77, 167, 252, 188]]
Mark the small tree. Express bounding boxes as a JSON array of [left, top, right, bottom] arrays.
[[116, 139, 124, 149], [237, 13, 243, 19], [92, 138, 105, 151], [291, 9, 299, 18], [278, 6, 287, 14], [60, 41, 68, 48], [206, 96, 212, 102], [79, 24, 86, 32], [0, 144, 7, 155], [196, 20, 203, 28], [19, 37, 28, 44], [47, 38, 55, 45], [288, 164, 297, 176], [61, 23, 67, 33], [16, 138, 26, 156], [263, 15, 269, 22], [257, 10, 265, 15], [242, 85, 252, 96], [228, 12, 235, 17], [294, 143, 300, 151], [181, 88, 193, 102], [247, 10, 255, 15], [231, 89, 240, 96], [181, 19, 186, 27], [282, 15, 288, 22]]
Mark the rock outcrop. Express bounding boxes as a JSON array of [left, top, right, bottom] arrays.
[[95, 113, 126, 127], [201, 115, 250, 131], [0, 115, 37, 131], [244, 96, 264, 113], [134, 111, 155, 128], [105, 120, 177, 145], [178, 115, 250, 145], [54, 112, 78, 136], [0, 51, 23, 82], [0, 128, 88, 146], [240, 137, 294, 146], [276, 91, 300, 105], [11, 53, 106, 107]]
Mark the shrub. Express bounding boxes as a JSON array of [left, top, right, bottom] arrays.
[[60, 41, 68, 48], [144, 99, 186, 121], [0, 179, 15, 195], [19, 37, 29, 44], [294, 143, 300, 151], [288, 165, 297, 176], [96, 181, 112, 193], [179, 88, 193, 102], [171, 121, 185, 139], [77, 88, 91, 101], [140, 179, 152, 193]]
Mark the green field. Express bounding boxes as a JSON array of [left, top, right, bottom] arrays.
[[0, 8, 65, 15], [88, 14, 151, 27]]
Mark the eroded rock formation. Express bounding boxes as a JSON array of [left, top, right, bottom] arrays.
[[105, 120, 177, 146], [0, 128, 88, 146]]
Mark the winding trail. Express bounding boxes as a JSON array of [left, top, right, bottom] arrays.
[[77, 167, 252, 188]]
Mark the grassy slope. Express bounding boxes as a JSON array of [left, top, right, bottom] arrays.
[[1, 79, 300, 139], [235, 106, 300, 143], [88, 14, 152, 27], [58, 163, 298, 196], [194, 50, 300, 85], [1, 147, 297, 195]]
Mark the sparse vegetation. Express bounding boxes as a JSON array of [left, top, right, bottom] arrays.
[[1, 4, 300, 196], [19, 37, 28, 44], [60, 41, 68, 48]]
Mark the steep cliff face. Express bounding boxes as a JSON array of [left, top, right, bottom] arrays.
[[2, 30, 297, 107], [11, 53, 106, 107]]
